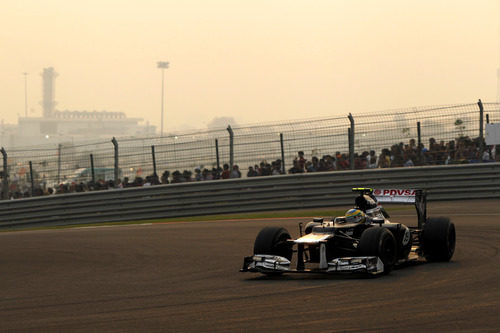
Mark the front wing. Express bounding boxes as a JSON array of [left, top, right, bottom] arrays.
[[241, 255, 384, 275]]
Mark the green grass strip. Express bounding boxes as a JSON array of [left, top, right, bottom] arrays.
[[1, 205, 414, 232]]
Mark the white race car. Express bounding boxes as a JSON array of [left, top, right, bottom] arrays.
[[241, 188, 455, 276]]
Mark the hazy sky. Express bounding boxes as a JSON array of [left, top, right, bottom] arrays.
[[2, 0, 499, 132]]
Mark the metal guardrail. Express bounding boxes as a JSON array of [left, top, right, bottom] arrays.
[[1, 163, 499, 230]]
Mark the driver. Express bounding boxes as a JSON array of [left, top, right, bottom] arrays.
[[344, 208, 367, 224]]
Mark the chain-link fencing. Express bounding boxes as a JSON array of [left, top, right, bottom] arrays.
[[1, 100, 499, 199]]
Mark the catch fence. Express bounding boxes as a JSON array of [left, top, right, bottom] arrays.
[[1, 100, 500, 199]]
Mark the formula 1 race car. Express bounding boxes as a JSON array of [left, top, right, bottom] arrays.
[[240, 188, 456, 276]]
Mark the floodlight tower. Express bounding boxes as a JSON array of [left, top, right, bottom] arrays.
[[157, 61, 169, 136]]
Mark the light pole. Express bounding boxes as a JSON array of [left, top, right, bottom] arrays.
[[23, 72, 28, 117], [157, 61, 169, 136]]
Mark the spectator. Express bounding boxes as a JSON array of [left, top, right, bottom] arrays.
[[183, 170, 192, 182], [247, 166, 259, 177], [403, 152, 415, 167], [359, 151, 369, 169], [230, 165, 241, 178], [390, 144, 404, 167], [377, 149, 391, 168], [254, 164, 261, 176], [297, 151, 306, 170], [288, 159, 304, 173], [482, 149, 491, 162], [221, 164, 230, 179], [336, 154, 349, 170], [194, 168, 202, 181], [323, 155, 336, 171], [353, 153, 362, 169], [311, 156, 320, 171], [272, 161, 282, 175], [409, 138, 417, 152], [305, 161, 315, 172], [202, 168, 212, 180], [259, 161, 272, 176], [132, 177, 144, 186], [445, 140, 456, 164], [368, 150, 377, 169], [151, 174, 161, 185], [161, 171, 170, 184], [212, 167, 221, 180], [171, 171, 183, 183]]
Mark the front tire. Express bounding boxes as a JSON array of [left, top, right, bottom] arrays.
[[421, 217, 455, 262], [253, 227, 293, 260], [359, 227, 397, 274]]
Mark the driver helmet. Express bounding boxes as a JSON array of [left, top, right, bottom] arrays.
[[345, 209, 366, 224]]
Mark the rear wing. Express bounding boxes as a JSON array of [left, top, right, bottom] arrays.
[[352, 188, 427, 229]]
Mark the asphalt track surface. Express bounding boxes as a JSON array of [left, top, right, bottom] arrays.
[[1, 200, 499, 332]]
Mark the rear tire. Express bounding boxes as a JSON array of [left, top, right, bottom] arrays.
[[359, 227, 397, 274], [253, 227, 293, 260], [421, 217, 455, 262]]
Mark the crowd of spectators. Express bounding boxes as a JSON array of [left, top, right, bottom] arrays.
[[2, 135, 497, 200]]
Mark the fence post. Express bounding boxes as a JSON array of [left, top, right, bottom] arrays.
[[348, 128, 352, 167], [1, 147, 8, 200], [478, 99, 484, 158], [111, 137, 119, 183], [151, 145, 157, 177], [90, 154, 95, 183], [57, 144, 62, 185], [227, 125, 234, 167], [215, 139, 220, 171], [29, 161, 34, 196], [280, 133, 285, 174], [486, 114, 490, 124], [417, 121, 421, 147], [348, 113, 355, 170]]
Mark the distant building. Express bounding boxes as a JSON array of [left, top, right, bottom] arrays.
[[0, 121, 17, 148], [14, 111, 155, 147], [1, 67, 155, 148]]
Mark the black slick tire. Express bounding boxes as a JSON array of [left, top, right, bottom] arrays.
[[253, 227, 292, 260], [421, 217, 456, 262], [359, 227, 397, 274]]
